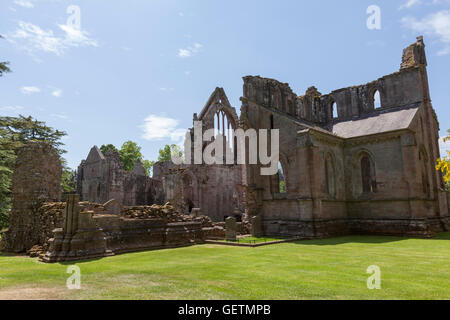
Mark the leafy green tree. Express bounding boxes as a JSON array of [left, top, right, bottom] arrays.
[[62, 166, 77, 193], [0, 115, 68, 229], [436, 129, 450, 183], [0, 35, 10, 78], [158, 144, 183, 162], [142, 159, 156, 177], [119, 141, 143, 172], [100, 144, 118, 156]]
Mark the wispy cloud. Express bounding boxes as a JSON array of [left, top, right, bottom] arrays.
[[402, 10, 450, 55], [7, 21, 98, 56], [399, 0, 422, 10], [14, 0, 34, 8], [52, 88, 62, 97], [159, 87, 174, 92], [177, 43, 203, 58], [0, 105, 24, 112], [20, 86, 41, 94], [140, 115, 187, 143], [51, 113, 69, 120], [400, 0, 450, 9]]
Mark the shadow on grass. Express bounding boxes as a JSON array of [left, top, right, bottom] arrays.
[[0, 251, 28, 258], [291, 231, 450, 246]]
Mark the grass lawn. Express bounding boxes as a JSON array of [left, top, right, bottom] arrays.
[[0, 232, 449, 300]]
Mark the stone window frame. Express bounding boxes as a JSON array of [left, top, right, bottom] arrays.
[[329, 97, 339, 120], [324, 151, 337, 198], [271, 153, 289, 198], [355, 150, 377, 196], [369, 85, 384, 111], [419, 146, 431, 198]]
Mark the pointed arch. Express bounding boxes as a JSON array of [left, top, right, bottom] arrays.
[[419, 146, 431, 198], [331, 100, 338, 119], [370, 88, 382, 109], [325, 152, 336, 197], [359, 152, 377, 193]]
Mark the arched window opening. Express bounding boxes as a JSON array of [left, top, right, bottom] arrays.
[[420, 150, 431, 198], [183, 175, 194, 213], [361, 155, 376, 193], [325, 154, 336, 197], [214, 109, 235, 152], [270, 114, 274, 130], [332, 101, 338, 119], [374, 90, 381, 109], [278, 162, 287, 194]]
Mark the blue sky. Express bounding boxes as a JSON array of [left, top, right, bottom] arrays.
[[1, 0, 449, 169]]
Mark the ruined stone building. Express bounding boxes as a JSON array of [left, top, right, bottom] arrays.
[[155, 88, 245, 222], [241, 37, 449, 237], [75, 37, 449, 237], [76, 146, 164, 206]]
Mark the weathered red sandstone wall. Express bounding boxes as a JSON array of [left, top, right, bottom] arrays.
[[2, 142, 62, 253]]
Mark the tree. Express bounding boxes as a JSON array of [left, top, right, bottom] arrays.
[[158, 144, 183, 162], [142, 159, 155, 177], [436, 130, 450, 185], [0, 115, 68, 229], [0, 35, 11, 77], [119, 141, 143, 172], [100, 144, 118, 156], [62, 165, 77, 193]]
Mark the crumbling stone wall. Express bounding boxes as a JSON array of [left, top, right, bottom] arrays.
[[41, 196, 218, 263], [240, 37, 449, 238], [77, 146, 164, 206], [2, 142, 62, 253]]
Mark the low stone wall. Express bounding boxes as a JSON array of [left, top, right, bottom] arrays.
[[38, 196, 222, 263], [261, 216, 450, 239]]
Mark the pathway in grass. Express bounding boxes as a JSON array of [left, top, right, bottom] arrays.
[[0, 233, 449, 300]]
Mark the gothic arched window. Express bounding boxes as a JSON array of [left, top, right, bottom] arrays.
[[325, 153, 336, 197], [361, 155, 376, 193]]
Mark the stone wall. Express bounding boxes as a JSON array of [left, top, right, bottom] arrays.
[[2, 142, 62, 253], [239, 37, 449, 239], [39, 196, 220, 262], [77, 146, 164, 206]]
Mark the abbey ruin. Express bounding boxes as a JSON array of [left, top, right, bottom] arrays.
[[2, 37, 449, 261]]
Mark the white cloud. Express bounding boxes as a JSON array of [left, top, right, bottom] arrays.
[[14, 0, 34, 8], [7, 21, 98, 56], [400, 0, 422, 10], [159, 87, 174, 92], [0, 105, 24, 112], [177, 43, 203, 58], [52, 89, 62, 97], [439, 136, 450, 157], [51, 113, 69, 120], [140, 115, 187, 143], [20, 86, 40, 94], [402, 10, 450, 55], [400, 0, 450, 9]]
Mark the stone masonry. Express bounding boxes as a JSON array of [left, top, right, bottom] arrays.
[[240, 37, 449, 238], [1, 142, 62, 252]]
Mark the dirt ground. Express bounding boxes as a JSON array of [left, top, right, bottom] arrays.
[[0, 287, 67, 300]]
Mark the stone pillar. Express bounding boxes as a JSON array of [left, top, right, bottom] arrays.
[[225, 216, 237, 241], [3, 142, 62, 253], [251, 215, 263, 237]]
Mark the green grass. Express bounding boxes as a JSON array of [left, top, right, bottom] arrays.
[[218, 236, 285, 244], [1, 233, 450, 300]]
